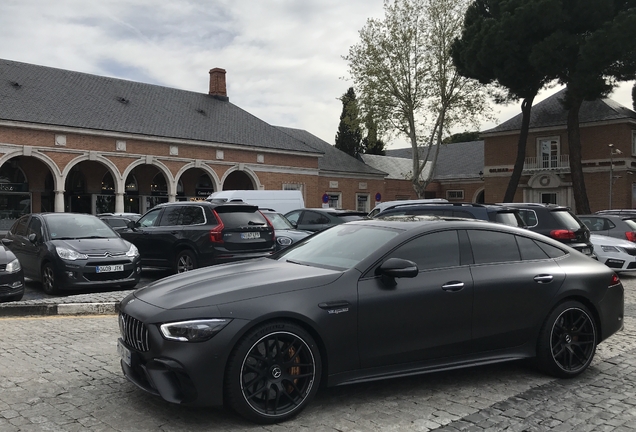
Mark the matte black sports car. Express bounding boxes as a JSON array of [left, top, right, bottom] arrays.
[[118, 216, 624, 424]]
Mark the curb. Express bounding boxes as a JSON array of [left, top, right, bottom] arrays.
[[0, 302, 120, 317]]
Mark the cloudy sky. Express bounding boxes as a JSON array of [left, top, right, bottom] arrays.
[[1, 0, 634, 149]]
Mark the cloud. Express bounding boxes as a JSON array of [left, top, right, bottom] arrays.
[[0, 0, 633, 150]]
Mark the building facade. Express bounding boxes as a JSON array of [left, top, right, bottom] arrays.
[[481, 90, 636, 213]]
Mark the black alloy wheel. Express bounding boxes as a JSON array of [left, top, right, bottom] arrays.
[[174, 250, 196, 274], [225, 321, 322, 424], [537, 301, 597, 378], [41, 262, 59, 295]]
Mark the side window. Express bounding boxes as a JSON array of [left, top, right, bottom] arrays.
[[138, 208, 162, 228], [453, 210, 475, 218], [301, 211, 329, 225], [285, 211, 301, 225], [580, 217, 607, 231], [518, 209, 538, 227], [27, 217, 43, 241], [516, 236, 549, 260], [12, 216, 29, 236], [536, 240, 567, 258], [468, 230, 521, 264], [159, 206, 182, 226], [388, 230, 460, 270], [181, 206, 205, 225]]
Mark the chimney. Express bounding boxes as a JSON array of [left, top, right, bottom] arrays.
[[209, 68, 229, 101]]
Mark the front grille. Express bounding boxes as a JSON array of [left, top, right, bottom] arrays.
[[621, 248, 636, 256], [0, 265, 7, 272], [85, 270, 132, 282], [86, 252, 126, 259], [119, 312, 150, 352]]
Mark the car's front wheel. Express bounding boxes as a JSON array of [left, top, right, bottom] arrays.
[[537, 300, 597, 378], [225, 321, 322, 424], [41, 262, 59, 295]]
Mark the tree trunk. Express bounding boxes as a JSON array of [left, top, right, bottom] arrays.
[[503, 95, 535, 202], [567, 97, 591, 214]]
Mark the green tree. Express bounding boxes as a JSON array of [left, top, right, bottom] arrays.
[[334, 87, 363, 157], [345, 0, 491, 197], [362, 111, 386, 155], [530, 1, 636, 214], [442, 131, 480, 144], [451, 0, 555, 202]]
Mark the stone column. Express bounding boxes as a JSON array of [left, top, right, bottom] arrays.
[[54, 190, 65, 212], [168, 194, 176, 203], [115, 193, 124, 213]]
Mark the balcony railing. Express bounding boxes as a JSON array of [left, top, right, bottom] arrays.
[[523, 155, 570, 173]]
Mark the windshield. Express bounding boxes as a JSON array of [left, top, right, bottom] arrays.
[[262, 212, 294, 229], [46, 214, 118, 239], [277, 224, 400, 270]]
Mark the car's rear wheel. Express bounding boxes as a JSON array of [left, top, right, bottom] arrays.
[[173, 250, 196, 274], [537, 300, 597, 378], [41, 262, 59, 295], [225, 321, 322, 424]]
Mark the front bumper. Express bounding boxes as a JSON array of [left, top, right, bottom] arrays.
[[117, 299, 247, 406], [55, 256, 141, 290], [0, 270, 24, 300]]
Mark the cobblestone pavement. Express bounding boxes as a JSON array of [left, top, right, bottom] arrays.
[[1, 276, 636, 431]]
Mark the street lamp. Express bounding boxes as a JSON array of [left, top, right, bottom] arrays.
[[609, 144, 623, 210]]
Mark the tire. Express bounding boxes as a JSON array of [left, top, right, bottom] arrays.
[[536, 300, 597, 378], [225, 321, 322, 424], [41, 262, 59, 295], [173, 250, 197, 274]]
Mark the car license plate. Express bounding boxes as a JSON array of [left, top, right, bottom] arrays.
[[117, 339, 132, 367], [96, 264, 124, 273], [241, 232, 261, 239]]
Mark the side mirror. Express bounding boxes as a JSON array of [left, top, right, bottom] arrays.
[[376, 257, 419, 281], [28, 233, 37, 243], [127, 220, 137, 229]]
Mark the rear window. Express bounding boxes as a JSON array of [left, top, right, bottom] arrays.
[[551, 210, 584, 230], [340, 215, 367, 222], [217, 209, 268, 229], [624, 219, 636, 230]]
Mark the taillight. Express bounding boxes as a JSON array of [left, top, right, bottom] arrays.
[[610, 273, 621, 286], [625, 232, 636, 242], [259, 210, 275, 245], [550, 229, 576, 240], [210, 210, 225, 243]]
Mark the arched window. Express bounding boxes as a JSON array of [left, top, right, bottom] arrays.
[[125, 174, 138, 194], [101, 172, 115, 194], [151, 173, 168, 196]]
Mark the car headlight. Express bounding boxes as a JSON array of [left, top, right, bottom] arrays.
[[56, 247, 88, 260], [5, 258, 21, 273], [160, 319, 232, 342], [126, 243, 139, 258], [277, 237, 293, 246]]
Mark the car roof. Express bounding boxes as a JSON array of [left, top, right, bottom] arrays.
[[154, 201, 259, 210], [500, 203, 570, 210]]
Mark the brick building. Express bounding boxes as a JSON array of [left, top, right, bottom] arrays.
[[481, 90, 636, 213], [0, 58, 390, 230]]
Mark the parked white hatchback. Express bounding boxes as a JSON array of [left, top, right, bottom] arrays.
[[591, 234, 636, 272]]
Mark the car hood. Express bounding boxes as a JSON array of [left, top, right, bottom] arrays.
[[133, 258, 343, 310], [51, 237, 130, 253], [590, 234, 636, 249]]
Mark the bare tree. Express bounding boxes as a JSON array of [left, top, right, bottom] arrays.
[[345, 0, 492, 197]]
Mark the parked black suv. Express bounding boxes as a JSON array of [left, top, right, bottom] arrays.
[[501, 203, 594, 257], [119, 201, 276, 273], [373, 202, 526, 227]]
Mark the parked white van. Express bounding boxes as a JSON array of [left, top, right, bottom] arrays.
[[368, 198, 448, 218], [206, 190, 305, 214]]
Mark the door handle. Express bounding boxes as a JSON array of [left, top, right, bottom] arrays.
[[318, 301, 350, 309], [534, 275, 554, 283], [441, 282, 465, 292]]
